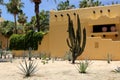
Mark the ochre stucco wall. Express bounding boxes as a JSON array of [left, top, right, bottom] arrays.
[[8, 5, 120, 60], [46, 4, 120, 60]]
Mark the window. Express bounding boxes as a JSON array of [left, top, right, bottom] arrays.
[[93, 24, 116, 33]]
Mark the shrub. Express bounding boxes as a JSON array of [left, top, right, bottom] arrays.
[[9, 30, 44, 50], [40, 53, 49, 65], [63, 51, 72, 61], [75, 60, 90, 73], [18, 59, 38, 77]]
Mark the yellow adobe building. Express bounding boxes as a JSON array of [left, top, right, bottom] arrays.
[[39, 4, 120, 60]]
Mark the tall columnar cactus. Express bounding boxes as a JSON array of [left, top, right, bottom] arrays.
[[66, 14, 86, 64]]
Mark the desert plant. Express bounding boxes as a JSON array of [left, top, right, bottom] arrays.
[[67, 14, 86, 64], [40, 53, 49, 64], [75, 60, 90, 73], [18, 59, 38, 77], [113, 67, 120, 73], [63, 51, 72, 61], [107, 53, 112, 64]]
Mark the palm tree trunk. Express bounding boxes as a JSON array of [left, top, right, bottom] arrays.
[[14, 14, 17, 34], [35, 2, 40, 32]]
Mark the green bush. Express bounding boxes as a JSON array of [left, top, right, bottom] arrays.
[[9, 30, 44, 50]]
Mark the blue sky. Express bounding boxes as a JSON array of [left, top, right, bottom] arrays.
[[0, 0, 119, 22]]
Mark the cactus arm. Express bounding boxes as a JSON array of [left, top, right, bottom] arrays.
[[76, 14, 81, 47], [81, 28, 86, 53], [67, 14, 75, 48], [66, 38, 72, 48]]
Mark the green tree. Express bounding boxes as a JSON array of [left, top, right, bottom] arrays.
[[111, 1, 119, 5], [30, 10, 49, 32], [30, 0, 56, 32], [0, 0, 3, 4], [24, 23, 34, 33], [0, 21, 14, 50], [18, 13, 27, 33], [57, 0, 75, 10], [18, 13, 27, 26], [79, 0, 103, 8], [6, 0, 24, 34]]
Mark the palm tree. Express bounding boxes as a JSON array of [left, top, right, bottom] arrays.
[[24, 22, 34, 33], [18, 13, 27, 33], [30, 0, 56, 32], [0, 21, 14, 50], [6, 0, 24, 34], [111, 1, 119, 5], [18, 13, 27, 26], [30, 0, 41, 32], [57, 0, 75, 10], [93, 0, 103, 6], [0, 0, 3, 4], [79, 0, 103, 8], [30, 10, 49, 32], [0, 9, 1, 17]]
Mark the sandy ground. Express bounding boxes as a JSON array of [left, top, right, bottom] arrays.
[[0, 59, 120, 80]]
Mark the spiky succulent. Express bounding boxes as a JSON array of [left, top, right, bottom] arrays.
[[18, 60, 38, 77]]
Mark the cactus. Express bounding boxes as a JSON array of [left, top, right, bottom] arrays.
[[66, 14, 86, 64]]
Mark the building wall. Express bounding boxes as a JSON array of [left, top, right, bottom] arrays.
[[4, 5, 120, 60], [46, 4, 120, 60]]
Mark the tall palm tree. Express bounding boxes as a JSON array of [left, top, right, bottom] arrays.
[[30, 0, 56, 32], [79, 0, 102, 8], [57, 0, 75, 10], [31, 0, 41, 32], [6, 0, 24, 34], [30, 10, 49, 32]]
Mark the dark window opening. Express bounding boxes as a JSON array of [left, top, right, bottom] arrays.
[[93, 24, 116, 33]]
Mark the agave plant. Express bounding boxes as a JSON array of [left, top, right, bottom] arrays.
[[18, 59, 38, 77], [75, 60, 90, 73], [114, 67, 120, 73]]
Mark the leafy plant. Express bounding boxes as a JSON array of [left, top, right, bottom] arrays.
[[75, 60, 90, 73], [18, 59, 38, 77], [40, 53, 49, 65], [9, 30, 44, 50]]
